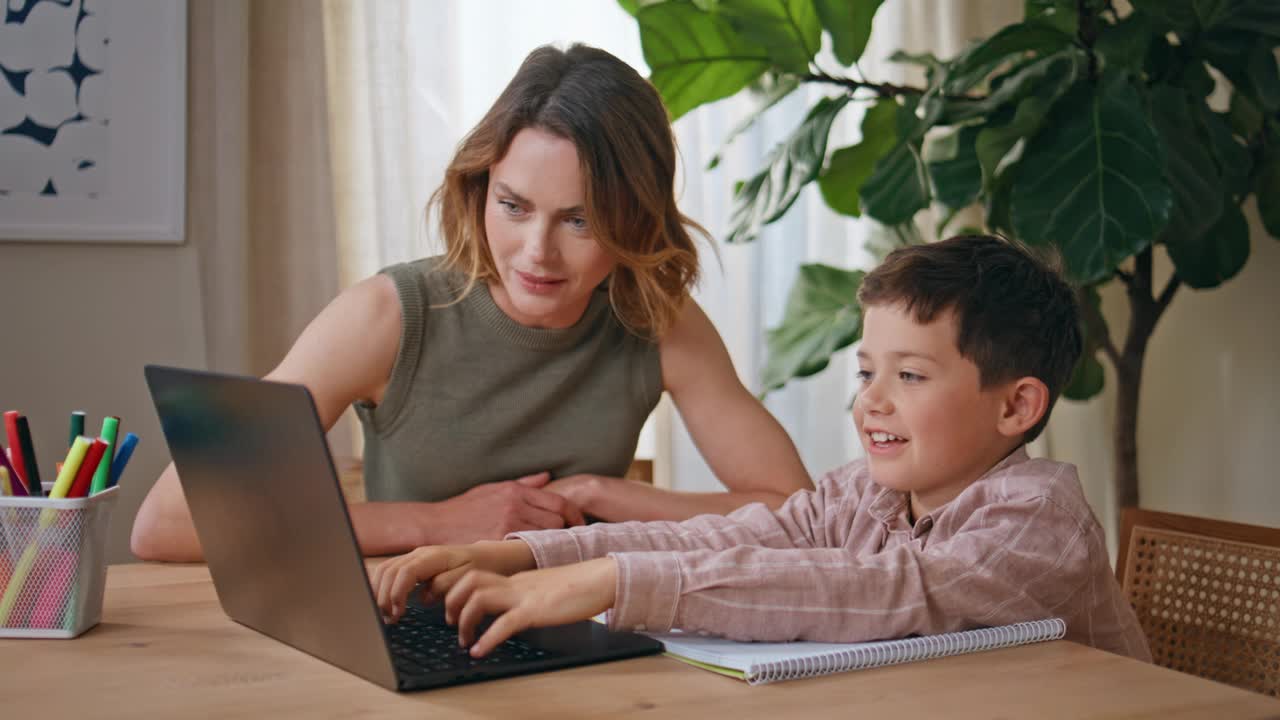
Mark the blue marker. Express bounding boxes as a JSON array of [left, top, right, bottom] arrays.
[[106, 432, 139, 489]]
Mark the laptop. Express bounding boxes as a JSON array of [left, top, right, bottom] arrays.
[[144, 365, 662, 691]]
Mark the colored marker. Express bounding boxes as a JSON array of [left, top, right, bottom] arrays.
[[0, 450, 25, 497], [106, 432, 139, 489], [68, 438, 108, 499], [69, 411, 85, 447], [0, 466, 11, 497], [4, 411, 25, 489], [89, 416, 119, 495], [48, 436, 92, 500], [15, 415, 42, 496]]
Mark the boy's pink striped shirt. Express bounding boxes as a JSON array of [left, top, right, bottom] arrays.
[[512, 447, 1151, 661]]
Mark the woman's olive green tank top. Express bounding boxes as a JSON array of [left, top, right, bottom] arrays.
[[354, 257, 663, 502]]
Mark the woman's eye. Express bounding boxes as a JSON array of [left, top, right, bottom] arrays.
[[498, 199, 523, 215], [855, 370, 872, 383], [565, 215, 588, 231], [899, 371, 924, 383]]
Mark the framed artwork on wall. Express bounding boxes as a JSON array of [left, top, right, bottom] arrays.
[[0, 0, 186, 243]]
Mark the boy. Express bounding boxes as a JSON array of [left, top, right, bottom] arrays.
[[371, 234, 1152, 662]]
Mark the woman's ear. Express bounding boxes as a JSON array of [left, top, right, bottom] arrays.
[[997, 377, 1050, 439]]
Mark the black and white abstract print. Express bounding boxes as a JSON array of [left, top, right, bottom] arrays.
[[0, 0, 108, 199]]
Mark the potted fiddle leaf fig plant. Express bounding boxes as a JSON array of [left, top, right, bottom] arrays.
[[621, 0, 1280, 527]]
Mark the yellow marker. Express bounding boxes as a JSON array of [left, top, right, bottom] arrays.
[[0, 437, 92, 625], [49, 436, 91, 499], [0, 467, 10, 496]]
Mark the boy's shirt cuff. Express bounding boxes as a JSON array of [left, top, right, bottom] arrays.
[[506, 529, 584, 568], [605, 551, 681, 633]]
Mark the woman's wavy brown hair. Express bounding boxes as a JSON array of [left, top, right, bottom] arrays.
[[430, 43, 703, 338]]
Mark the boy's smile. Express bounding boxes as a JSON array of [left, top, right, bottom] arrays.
[[853, 303, 1023, 520]]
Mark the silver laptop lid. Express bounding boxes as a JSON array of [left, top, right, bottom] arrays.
[[145, 365, 397, 690]]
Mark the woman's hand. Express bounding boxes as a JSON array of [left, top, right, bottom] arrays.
[[429, 472, 588, 543], [370, 539, 536, 622], [447, 559, 618, 657], [543, 474, 610, 517]]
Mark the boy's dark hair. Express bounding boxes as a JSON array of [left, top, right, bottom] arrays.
[[857, 234, 1082, 443]]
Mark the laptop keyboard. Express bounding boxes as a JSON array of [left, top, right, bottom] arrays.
[[387, 605, 559, 676]]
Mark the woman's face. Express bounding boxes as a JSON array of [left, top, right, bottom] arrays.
[[484, 127, 617, 329]]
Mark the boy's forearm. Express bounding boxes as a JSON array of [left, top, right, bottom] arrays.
[[512, 484, 812, 574]]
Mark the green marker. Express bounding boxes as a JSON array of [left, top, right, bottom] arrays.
[[69, 410, 85, 447], [89, 416, 119, 495]]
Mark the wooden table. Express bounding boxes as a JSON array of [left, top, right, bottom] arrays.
[[1, 563, 1278, 719]]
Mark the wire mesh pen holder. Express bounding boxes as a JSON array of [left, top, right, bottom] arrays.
[[0, 485, 118, 638]]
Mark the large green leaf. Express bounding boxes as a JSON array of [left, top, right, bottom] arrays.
[[927, 124, 982, 210], [1130, 0, 1197, 33], [637, 3, 771, 120], [813, 0, 883, 66], [1095, 12, 1153, 73], [726, 95, 851, 244], [861, 141, 930, 225], [1198, 106, 1252, 199], [985, 160, 1018, 235], [1150, 86, 1223, 243], [1023, 0, 1078, 35], [888, 50, 944, 86], [1194, 0, 1280, 39], [620, 0, 716, 14], [817, 99, 898, 217], [1063, 349, 1106, 400], [1256, 147, 1280, 239], [1246, 41, 1280, 112], [716, 0, 822, 74], [943, 22, 1076, 96], [1062, 287, 1107, 401], [942, 49, 1085, 124], [1010, 74, 1173, 284], [1228, 91, 1263, 138], [1164, 200, 1250, 288], [762, 264, 865, 393], [1179, 59, 1218, 101], [1203, 34, 1280, 120], [706, 75, 801, 170], [970, 51, 1084, 188]]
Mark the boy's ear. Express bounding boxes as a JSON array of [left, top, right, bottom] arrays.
[[997, 377, 1050, 439]]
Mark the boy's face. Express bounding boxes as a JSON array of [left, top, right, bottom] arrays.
[[853, 303, 1019, 515]]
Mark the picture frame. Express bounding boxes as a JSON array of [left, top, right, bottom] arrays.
[[0, 0, 187, 243]]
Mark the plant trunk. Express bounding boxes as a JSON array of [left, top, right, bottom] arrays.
[[1109, 248, 1180, 533], [1112, 350, 1143, 528]]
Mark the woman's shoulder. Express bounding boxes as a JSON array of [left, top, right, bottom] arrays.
[[374, 254, 468, 306]]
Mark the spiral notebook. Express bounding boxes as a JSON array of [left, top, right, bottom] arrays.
[[645, 618, 1067, 685]]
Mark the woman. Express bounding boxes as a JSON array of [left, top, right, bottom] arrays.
[[131, 44, 811, 562]]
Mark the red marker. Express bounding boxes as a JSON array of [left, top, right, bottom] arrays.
[[66, 438, 108, 499], [4, 411, 25, 488]]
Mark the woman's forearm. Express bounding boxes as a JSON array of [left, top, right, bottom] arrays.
[[130, 463, 203, 562], [132, 463, 440, 561], [580, 476, 790, 523], [347, 501, 444, 555]]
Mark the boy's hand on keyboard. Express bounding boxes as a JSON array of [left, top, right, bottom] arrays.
[[448, 558, 618, 658], [372, 540, 536, 622]]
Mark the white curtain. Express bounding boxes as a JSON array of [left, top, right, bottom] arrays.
[[322, 0, 1021, 490]]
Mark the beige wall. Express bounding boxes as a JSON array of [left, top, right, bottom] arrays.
[[0, 5, 229, 564], [0, 243, 207, 563], [1047, 201, 1280, 553], [0, 0, 337, 563]]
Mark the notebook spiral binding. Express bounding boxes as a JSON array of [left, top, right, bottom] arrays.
[[746, 618, 1068, 685]]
